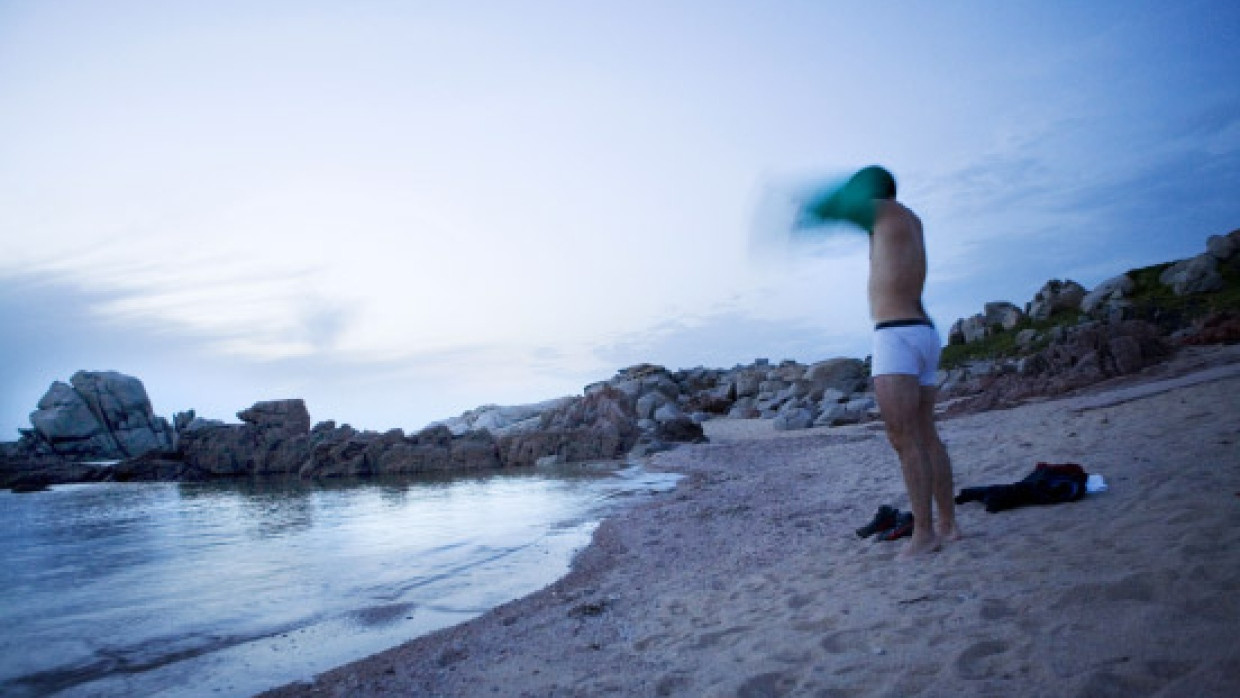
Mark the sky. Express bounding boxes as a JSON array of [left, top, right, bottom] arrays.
[[2, 0, 1239, 438]]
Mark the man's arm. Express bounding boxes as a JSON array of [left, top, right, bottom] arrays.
[[796, 179, 877, 233]]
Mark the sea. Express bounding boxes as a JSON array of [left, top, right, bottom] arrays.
[[0, 463, 679, 697]]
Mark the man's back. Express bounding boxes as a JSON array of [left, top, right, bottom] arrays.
[[868, 200, 927, 323]]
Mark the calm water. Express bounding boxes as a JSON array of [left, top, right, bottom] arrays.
[[0, 464, 678, 697]]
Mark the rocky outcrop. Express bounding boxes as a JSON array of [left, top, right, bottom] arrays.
[[942, 320, 1171, 413], [498, 386, 642, 468], [949, 302, 1027, 346], [178, 399, 313, 477], [23, 371, 173, 460], [174, 400, 507, 479], [300, 424, 502, 478]]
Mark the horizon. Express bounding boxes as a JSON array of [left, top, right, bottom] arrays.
[[3, 1, 1239, 438]]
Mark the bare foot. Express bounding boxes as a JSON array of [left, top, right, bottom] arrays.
[[897, 532, 941, 560], [936, 522, 964, 543]]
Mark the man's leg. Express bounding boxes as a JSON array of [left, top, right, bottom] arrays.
[[920, 385, 963, 541], [874, 374, 939, 557]]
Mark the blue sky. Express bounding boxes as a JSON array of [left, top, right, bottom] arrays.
[[2, 1, 1238, 437]]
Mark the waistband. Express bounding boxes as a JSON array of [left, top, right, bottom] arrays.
[[874, 317, 935, 330]]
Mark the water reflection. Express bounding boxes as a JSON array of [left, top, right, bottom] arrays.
[[0, 463, 678, 698]]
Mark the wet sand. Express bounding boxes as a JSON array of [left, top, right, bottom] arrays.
[[262, 345, 1240, 697]]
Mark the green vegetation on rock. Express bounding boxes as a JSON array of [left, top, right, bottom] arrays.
[[941, 256, 1240, 371]]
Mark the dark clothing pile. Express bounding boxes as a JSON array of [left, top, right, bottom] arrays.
[[955, 462, 1089, 513]]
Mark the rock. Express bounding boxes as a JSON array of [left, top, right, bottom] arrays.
[[27, 371, 173, 460], [635, 392, 667, 420], [1206, 234, 1236, 261], [1159, 254, 1225, 296], [299, 424, 501, 478], [682, 389, 733, 415], [813, 404, 850, 427], [69, 371, 174, 457], [238, 399, 311, 437], [652, 402, 686, 423], [1028, 280, 1087, 320], [772, 408, 815, 431], [496, 386, 640, 468], [943, 320, 1171, 414], [727, 397, 759, 419], [30, 382, 109, 449], [654, 416, 706, 443], [948, 318, 966, 346], [960, 314, 990, 344], [733, 373, 762, 399], [984, 302, 1025, 331], [433, 397, 576, 436], [805, 358, 868, 394], [1015, 329, 1041, 349], [1180, 311, 1240, 345], [819, 388, 847, 404], [1081, 274, 1136, 315], [844, 396, 879, 421]]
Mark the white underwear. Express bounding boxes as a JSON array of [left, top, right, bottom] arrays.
[[871, 322, 941, 386]]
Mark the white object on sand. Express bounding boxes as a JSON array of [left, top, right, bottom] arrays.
[[1087, 474, 1108, 493]]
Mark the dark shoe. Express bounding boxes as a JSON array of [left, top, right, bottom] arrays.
[[856, 505, 900, 538], [876, 511, 914, 541]]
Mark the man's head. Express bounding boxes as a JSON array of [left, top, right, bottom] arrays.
[[847, 165, 897, 200]]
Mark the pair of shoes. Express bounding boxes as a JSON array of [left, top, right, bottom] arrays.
[[856, 505, 899, 538], [875, 511, 914, 541]]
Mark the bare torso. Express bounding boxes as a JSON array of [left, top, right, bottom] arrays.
[[868, 200, 928, 323]]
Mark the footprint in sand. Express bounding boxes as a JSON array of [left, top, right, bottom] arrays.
[[979, 598, 1017, 620], [953, 639, 1011, 679], [654, 673, 691, 696], [736, 671, 797, 697], [820, 628, 876, 655]]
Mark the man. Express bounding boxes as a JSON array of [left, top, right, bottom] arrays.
[[804, 166, 962, 558]]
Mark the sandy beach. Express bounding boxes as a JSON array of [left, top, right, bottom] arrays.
[[263, 345, 1240, 697]]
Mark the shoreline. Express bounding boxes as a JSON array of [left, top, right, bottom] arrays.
[[262, 344, 1240, 697]]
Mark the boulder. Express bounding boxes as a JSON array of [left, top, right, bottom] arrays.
[[727, 397, 760, 419], [984, 302, 1025, 331], [1015, 329, 1041, 349], [29, 382, 110, 453], [635, 392, 669, 420], [1159, 254, 1225, 296], [1028, 280, 1087, 320], [805, 358, 868, 393], [813, 404, 851, 427], [1081, 274, 1136, 315], [1206, 234, 1236, 261], [652, 402, 686, 423], [947, 318, 966, 346], [27, 371, 173, 459], [733, 372, 762, 399], [772, 408, 815, 431], [959, 314, 990, 344], [653, 416, 706, 443]]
